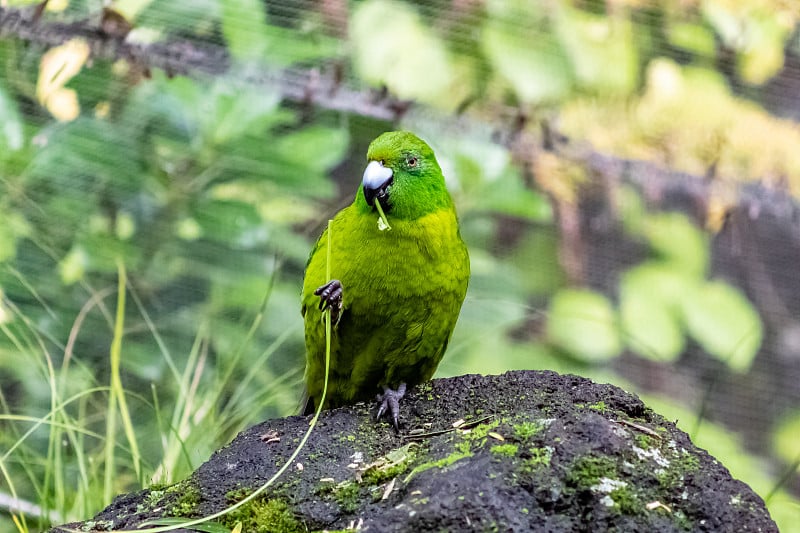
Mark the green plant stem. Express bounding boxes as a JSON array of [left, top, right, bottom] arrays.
[[374, 200, 392, 231], [104, 262, 142, 504], [109, 222, 336, 533]]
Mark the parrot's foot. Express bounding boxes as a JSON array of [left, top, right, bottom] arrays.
[[376, 383, 407, 432], [314, 279, 343, 324]]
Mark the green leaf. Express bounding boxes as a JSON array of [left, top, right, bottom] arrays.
[[701, 1, 741, 48], [260, 283, 306, 338], [442, 276, 532, 377], [667, 22, 717, 57], [147, 75, 282, 147], [555, 6, 638, 94], [619, 264, 687, 362], [274, 126, 350, 174], [547, 288, 621, 362], [214, 125, 345, 197], [617, 185, 647, 236], [221, 0, 271, 61], [192, 200, 264, 246], [681, 280, 763, 372], [433, 134, 551, 222], [59, 247, 88, 285], [112, 0, 157, 21], [736, 14, 790, 85], [80, 233, 141, 273], [625, 261, 699, 306], [351, 0, 455, 106], [209, 82, 281, 146], [463, 248, 530, 311], [473, 171, 552, 221], [216, 142, 335, 196], [222, 0, 336, 65], [29, 118, 143, 195], [443, 330, 553, 378], [483, 3, 572, 103], [0, 212, 27, 264], [510, 229, 565, 296], [211, 273, 274, 310], [0, 225, 15, 264], [773, 411, 800, 465], [642, 212, 708, 277], [702, 1, 790, 85], [137, 0, 220, 35]]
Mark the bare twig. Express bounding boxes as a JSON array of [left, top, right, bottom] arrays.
[[0, 490, 61, 523], [0, 6, 409, 122]]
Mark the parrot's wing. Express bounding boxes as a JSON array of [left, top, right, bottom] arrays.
[[301, 224, 330, 320], [304, 224, 330, 270]]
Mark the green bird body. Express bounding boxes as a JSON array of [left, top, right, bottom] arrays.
[[301, 131, 469, 420]]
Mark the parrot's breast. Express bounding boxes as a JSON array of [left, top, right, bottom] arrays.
[[302, 204, 469, 409]]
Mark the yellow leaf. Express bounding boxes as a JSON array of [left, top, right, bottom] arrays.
[[45, 88, 80, 122], [37, 38, 90, 121], [110, 0, 154, 22], [47, 0, 70, 12]]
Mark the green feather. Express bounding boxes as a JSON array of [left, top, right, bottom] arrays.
[[301, 131, 470, 411]]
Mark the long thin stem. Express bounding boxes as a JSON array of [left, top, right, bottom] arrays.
[[106, 221, 337, 533]]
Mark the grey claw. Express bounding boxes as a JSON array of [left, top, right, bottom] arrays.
[[377, 383, 407, 432], [314, 280, 343, 323]]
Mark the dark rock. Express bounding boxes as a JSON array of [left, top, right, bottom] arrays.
[[51, 370, 777, 532]]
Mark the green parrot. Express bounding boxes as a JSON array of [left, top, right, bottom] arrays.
[[301, 131, 470, 429]]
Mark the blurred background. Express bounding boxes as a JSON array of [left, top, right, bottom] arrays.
[[0, 0, 799, 530]]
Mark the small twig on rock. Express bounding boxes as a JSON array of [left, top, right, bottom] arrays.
[[403, 415, 494, 441]]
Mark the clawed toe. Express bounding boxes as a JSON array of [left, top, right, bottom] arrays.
[[314, 280, 343, 324], [376, 383, 407, 432]]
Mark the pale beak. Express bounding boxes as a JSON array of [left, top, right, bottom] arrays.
[[362, 160, 393, 207]]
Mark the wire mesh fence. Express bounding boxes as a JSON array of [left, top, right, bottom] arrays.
[[0, 0, 799, 530]]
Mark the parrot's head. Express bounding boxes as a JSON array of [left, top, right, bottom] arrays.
[[358, 131, 453, 220]]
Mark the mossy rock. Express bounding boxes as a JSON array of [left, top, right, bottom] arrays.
[[51, 370, 778, 532]]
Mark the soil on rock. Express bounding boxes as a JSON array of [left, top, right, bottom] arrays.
[[52, 370, 777, 532]]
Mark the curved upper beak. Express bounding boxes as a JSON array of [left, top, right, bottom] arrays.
[[362, 160, 394, 207]]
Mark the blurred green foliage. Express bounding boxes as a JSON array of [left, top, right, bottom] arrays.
[[617, 192, 763, 369], [0, 0, 798, 530]]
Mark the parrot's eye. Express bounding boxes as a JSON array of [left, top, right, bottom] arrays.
[[407, 157, 418, 168]]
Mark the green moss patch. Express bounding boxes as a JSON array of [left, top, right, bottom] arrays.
[[223, 496, 304, 533]]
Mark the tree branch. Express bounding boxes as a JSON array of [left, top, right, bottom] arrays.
[[1, 5, 798, 227]]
